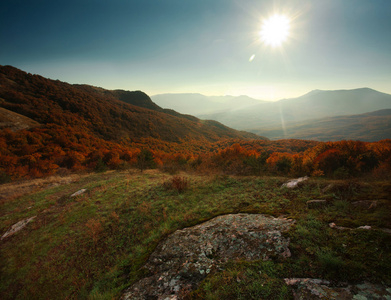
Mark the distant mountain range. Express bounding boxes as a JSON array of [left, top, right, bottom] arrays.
[[0, 65, 261, 143], [152, 93, 265, 116], [153, 88, 391, 141], [253, 109, 391, 142]]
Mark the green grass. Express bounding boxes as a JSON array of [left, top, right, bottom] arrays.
[[1, 170, 390, 299]]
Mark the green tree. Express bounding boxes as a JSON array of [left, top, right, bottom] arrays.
[[136, 149, 156, 172]]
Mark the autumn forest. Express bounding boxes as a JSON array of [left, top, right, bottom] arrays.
[[1, 65, 391, 182]]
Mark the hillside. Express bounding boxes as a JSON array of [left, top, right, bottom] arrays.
[[0, 65, 260, 143], [196, 89, 391, 139], [253, 109, 391, 142], [1, 170, 390, 299]]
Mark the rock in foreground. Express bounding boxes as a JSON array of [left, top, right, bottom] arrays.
[[285, 278, 391, 299], [123, 213, 295, 299]]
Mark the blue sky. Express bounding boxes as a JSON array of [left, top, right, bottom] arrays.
[[1, 0, 391, 100]]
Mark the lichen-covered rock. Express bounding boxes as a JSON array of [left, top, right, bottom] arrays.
[[123, 213, 295, 300], [285, 278, 391, 299]]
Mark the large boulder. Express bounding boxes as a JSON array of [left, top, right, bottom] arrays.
[[123, 213, 295, 299]]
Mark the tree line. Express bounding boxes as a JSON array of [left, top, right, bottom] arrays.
[[1, 125, 390, 182]]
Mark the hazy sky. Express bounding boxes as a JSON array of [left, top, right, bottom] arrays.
[[1, 0, 391, 100]]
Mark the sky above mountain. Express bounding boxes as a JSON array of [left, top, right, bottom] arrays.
[[1, 0, 391, 100]]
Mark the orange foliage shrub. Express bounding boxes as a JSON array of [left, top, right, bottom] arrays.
[[163, 176, 189, 193]]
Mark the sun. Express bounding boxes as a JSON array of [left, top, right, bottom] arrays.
[[259, 14, 290, 47]]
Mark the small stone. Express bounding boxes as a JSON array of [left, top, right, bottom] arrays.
[[281, 176, 309, 189], [70, 189, 87, 198], [357, 225, 371, 230]]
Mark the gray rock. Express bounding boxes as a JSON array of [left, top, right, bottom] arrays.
[[123, 214, 295, 299], [329, 223, 391, 234], [285, 278, 391, 299], [357, 225, 372, 230], [281, 176, 309, 189], [70, 189, 87, 198], [307, 200, 328, 209], [1, 216, 36, 240]]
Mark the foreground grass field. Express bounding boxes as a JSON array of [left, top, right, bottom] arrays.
[[1, 170, 390, 299]]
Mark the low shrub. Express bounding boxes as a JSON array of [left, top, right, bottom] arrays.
[[163, 176, 189, 193]]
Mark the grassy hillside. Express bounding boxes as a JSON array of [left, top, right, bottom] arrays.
[[252, 109, 391, 141], [1, 170, 390, 299]]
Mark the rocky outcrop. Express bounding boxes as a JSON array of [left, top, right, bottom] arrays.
[[123, 213, 295, 299], [285, 278, 391, 299]]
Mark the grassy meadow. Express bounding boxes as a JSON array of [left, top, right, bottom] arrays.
[[1, 169, 390, 299]]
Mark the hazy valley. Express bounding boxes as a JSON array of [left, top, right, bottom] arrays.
[[153, 88, 391, 142]]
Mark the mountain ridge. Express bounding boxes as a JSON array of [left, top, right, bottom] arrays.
[[252, 109, 391, 142], [152, 93, 265, 116], [0, 65, 262, 142], [195, 88, 391, 136]]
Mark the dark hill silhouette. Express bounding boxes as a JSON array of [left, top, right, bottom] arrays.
[[0, 65, 262, 143]]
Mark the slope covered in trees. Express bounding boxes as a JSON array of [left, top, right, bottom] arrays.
[[0, 65, 390, 181], [0, 65, 259, 143]]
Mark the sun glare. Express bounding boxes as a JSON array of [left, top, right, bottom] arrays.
[[260, 14, 290, 47]]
